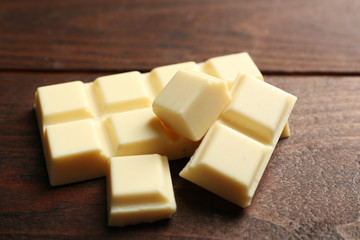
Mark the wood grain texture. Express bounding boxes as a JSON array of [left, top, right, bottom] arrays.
[[1, 73, 359, 239], [0, 0, 359, 73]]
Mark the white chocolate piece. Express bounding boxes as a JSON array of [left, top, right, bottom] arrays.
[[180, 122, 272, 207], [200, 52, 264, 88], [180, 73, 297, 207], [105, 107, 200, 160], [197, 52, 290, 138], [105, 108, 170, 157], [35, 81, 94, 128], [148, 61, 199, 96], [153, 69, 231, 141], [107, 154, 176, 226], [105, 108, 199, 160], [94, 71, 151, 114], [221, 73, 295, 146], [44, 119, 108, 186]]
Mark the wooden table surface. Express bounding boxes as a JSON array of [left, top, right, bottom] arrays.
[[1, 0, 359, 239]]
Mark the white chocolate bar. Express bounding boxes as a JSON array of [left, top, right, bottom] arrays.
[[35, 73, 199, 186]]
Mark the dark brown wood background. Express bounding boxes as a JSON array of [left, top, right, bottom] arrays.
[[1, 0, 359, 239]]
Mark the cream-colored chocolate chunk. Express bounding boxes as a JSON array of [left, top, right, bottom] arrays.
[[94, 71, 151, 114], [107, 154, 176, 226], [198, 52, 290, 138], [221, 73, 296, 146], [180, 73, 297, 207], [105, 108, 170, 157], [44, 119, 108, 186], [200, 52, 263, 87], [148, 61, 199, 96], [104, 107, 198, 160], [153, 69, 231, 141], [35, 81, 94, 129], [180, 122, 273, 207]]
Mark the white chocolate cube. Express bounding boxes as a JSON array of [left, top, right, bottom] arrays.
[[148, 61, 199, 95], [153, 69, 231, 141], [44, 119, 108, 186], [180, 122, 273, 207], [200, 52, 263, 87], [221, 73, 296, 145], [35, 81, 94, 128], [94, 71, 151, 114], [107, 154, 176, 226]]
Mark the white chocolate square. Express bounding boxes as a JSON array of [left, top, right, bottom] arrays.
[[153, 69, 231, 141], [94, 71, 151, 114], [148, 61, 199, 95], [35, 81, 94, 127], [105, 108, 171, 157], [199, 52, 290, 138], [44, 119, 108, 186], [180, 122, 273, 207], [200, 52, 263, 87], [221, 73, 297, 145], [107, 154, 176, 226]]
